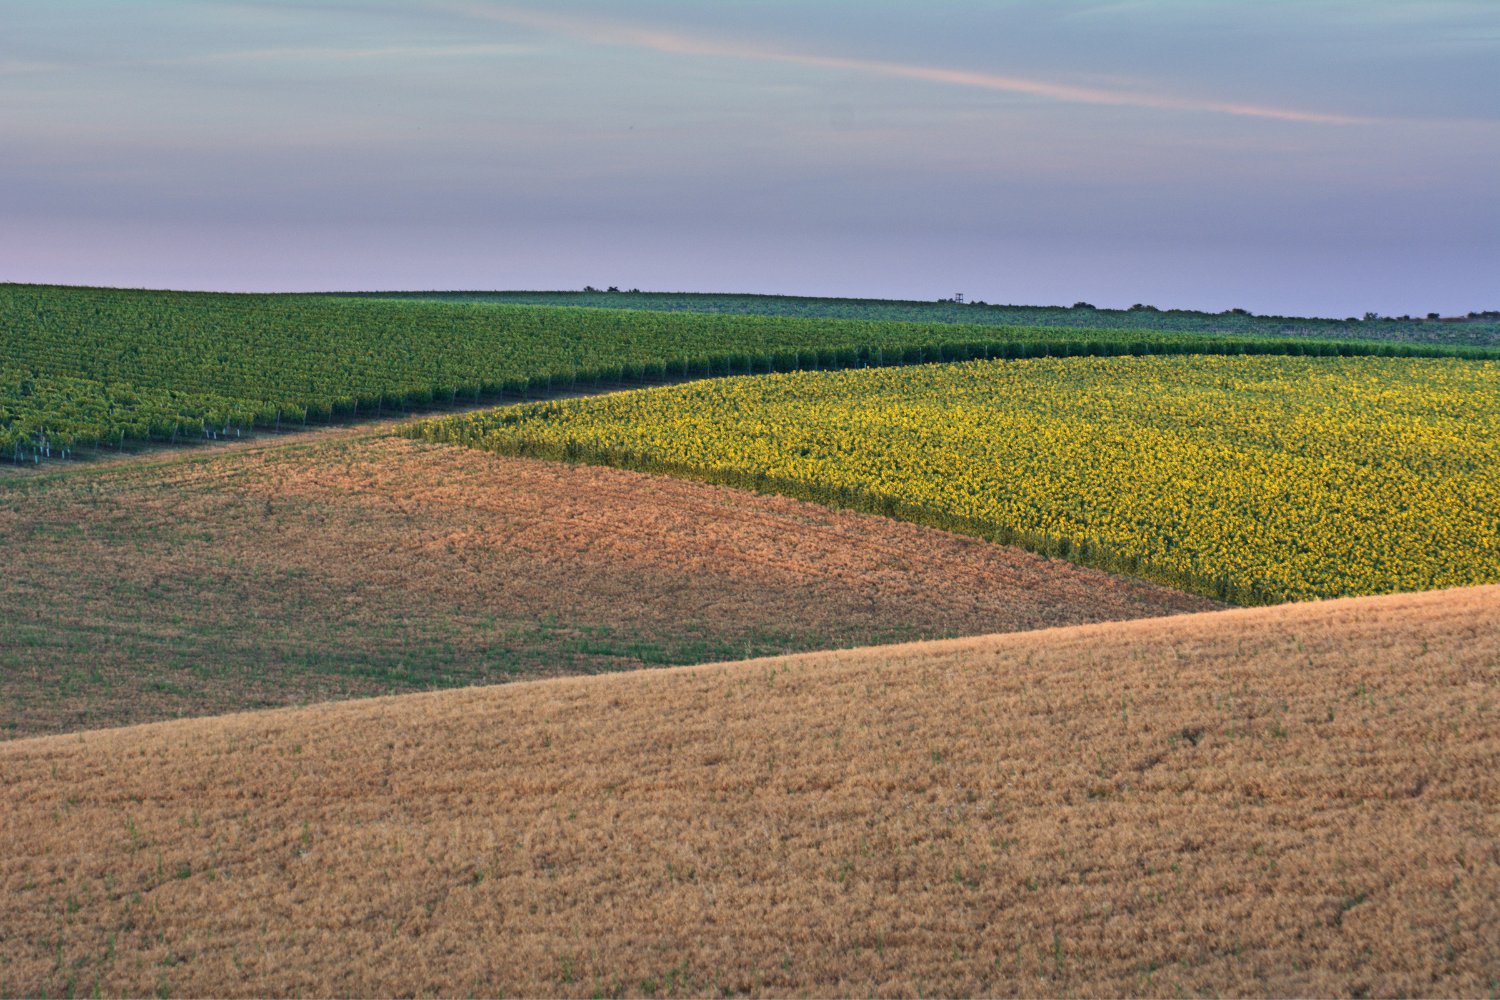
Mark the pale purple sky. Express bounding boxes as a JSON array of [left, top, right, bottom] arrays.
[[3, 2, 1497, 316]]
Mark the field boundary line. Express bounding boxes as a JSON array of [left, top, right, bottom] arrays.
[[398, 424, 1277, 608]]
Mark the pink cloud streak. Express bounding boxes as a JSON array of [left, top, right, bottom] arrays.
[[454, 3, 1374, 126]]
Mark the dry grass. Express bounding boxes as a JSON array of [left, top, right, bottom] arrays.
[[0, 433, 1216, 737], [2, 585, 1497, 998]]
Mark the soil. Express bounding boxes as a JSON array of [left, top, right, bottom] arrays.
[[0, 433, 1219, 737], [1, 584, 1495, 998]]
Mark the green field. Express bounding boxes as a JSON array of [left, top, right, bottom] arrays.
[[344, 289, 1500, 345], [403, 355, 1500, 605], [5, 283, 1496, 463]]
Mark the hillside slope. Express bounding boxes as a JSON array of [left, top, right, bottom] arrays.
[[2, 586, 1497, 997], [0, 434, 1217, 736]]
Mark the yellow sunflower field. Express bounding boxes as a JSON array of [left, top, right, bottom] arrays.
[[405, 356, 1500, 604]]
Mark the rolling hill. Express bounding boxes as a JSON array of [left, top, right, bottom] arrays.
[[2, 584, 1495, 998]]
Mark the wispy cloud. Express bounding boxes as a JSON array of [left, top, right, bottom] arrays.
[[451, 3, 1376, 125]]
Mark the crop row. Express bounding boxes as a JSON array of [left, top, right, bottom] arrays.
[[401, 356, 1500, 605], [0, 370, 269, 460]]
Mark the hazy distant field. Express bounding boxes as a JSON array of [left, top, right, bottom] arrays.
[[3, 586, 1494, 998], [344, 289, 1500, 346]]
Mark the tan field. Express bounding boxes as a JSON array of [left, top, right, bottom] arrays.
[[2, 584, 1496, 998], [0, 433, 1216, 737]]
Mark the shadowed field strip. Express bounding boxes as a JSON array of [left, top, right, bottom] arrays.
[[2, 586, 1497, 997], [0, 435, 1216, 737]]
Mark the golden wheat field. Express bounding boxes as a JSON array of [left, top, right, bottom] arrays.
[[407, 356, 1500, 605], [2, 585, 1497, 998]]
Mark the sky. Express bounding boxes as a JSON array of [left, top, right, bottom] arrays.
[[2, 1, 1497, 317]]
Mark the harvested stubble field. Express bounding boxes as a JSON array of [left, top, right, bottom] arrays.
[[0, 433, 1214, 737], [2, 586, 1497, 998]]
